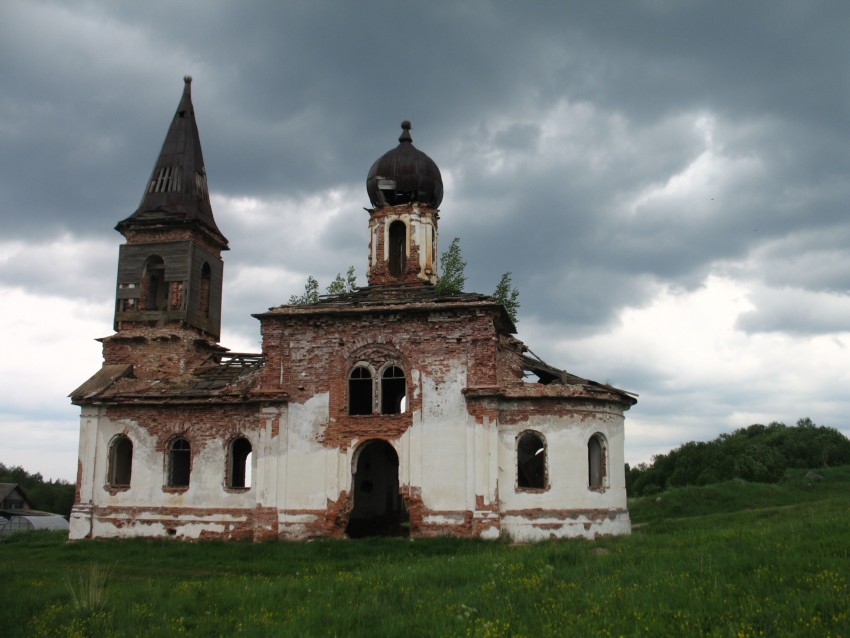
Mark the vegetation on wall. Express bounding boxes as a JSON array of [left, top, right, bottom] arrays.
[[492, 271, 520, 323], [287, 238, 521, 321], [288, 267, 359, 304], [626, 418, 850, 497], [434, 237, 521, 322], [434, 237, 467, 295], [0, 462, 74, 517]]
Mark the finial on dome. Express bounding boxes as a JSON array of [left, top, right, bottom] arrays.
[[184, 75, 193, 84], [399, 120, 412, 143]]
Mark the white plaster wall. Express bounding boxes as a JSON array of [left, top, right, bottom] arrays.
[[279, 392, 347, 512], [71, 403, 280, 539], [409, 363, 496, 515], [497, 403, 630, 540]]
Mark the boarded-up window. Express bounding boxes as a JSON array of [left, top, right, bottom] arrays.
[[588, 434, 606, 489], [388, 221, 407, 278], [381, 366, 406, 414], [108, 435, 133, 488], [228, 437, 252, 489], [349, 366, 373, 415], [517, 432, 546, 489], [168, 437, 191, 488]]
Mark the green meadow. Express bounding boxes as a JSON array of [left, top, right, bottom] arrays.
[[2, 467, 848, 637]]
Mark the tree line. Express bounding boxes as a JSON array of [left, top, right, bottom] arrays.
[[0, 462, 75, 518], [626, 418, 850, 497]]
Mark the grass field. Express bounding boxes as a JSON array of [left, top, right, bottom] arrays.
[[2, 467, 849, 637]]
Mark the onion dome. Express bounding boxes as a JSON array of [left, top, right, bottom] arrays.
[[366, 121, 443, 208]]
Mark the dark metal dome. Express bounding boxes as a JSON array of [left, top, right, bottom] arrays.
[[366, 121, 443, 208]]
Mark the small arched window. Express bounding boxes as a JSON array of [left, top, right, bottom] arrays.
[[381, 366, 406, 414], [228, 437, 253, 489], [167, 437, 191, 488], [349, 366, 374, 415], [588, 434, 607, 489], [199, 262, 212, 318], [388, 221, 407, 278], [108, 435, 133, 488], [517, 431, 546, 489], [142, 256, 167, 311]]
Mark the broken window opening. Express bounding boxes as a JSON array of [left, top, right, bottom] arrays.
[[228, 437, 252, 489], [517, 431, 546, 489], [149, 165, 182, 193], [199, 262, 212, 318], [167, 437, 191, 488], [588, 434, 607, 489], [107, 435, 133, 488], [142, 256, 167, 311], [349, 366, 374, 415], [381, 365, 406, 414], [388, 220, 407, 278]]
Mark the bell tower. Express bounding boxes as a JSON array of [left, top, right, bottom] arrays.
[[365, 121, 442, 286], [112, 76, 228, 340]]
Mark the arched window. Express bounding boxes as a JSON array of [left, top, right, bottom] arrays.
[[588, 434, 607, 489], [167, 437, 191, 488], [349, 366, 373, 415], [199, 262, 212, 318], [388, 221, 407, 278], [142, 256, 167, 311], [228, 437, 253, 489], [107, 435, 133, 488], [517, 431, 546, 489], [381, 366, 406, 414]]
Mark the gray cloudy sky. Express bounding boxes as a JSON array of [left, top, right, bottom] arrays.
[[2, 0, 848, 482]]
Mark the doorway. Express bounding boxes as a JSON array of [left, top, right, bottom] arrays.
[[346, 440, 407, 538]]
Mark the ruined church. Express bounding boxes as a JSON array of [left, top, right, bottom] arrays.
[[70, 77, 637, 541]]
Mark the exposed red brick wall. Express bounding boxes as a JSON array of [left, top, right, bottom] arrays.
[[367, 204, 437, 286], [257, 305, 502, 448], [101, 327, 221, 381]]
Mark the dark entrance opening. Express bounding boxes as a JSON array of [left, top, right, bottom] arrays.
[[346, 440, 407, 538]]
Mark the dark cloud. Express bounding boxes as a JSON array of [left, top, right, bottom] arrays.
[[2, 0, 850, 478]]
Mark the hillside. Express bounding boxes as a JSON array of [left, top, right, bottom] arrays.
[[2, 466, 848, 636]]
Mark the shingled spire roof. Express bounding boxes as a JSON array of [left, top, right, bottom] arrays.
[[116, 76, 227, 246]]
